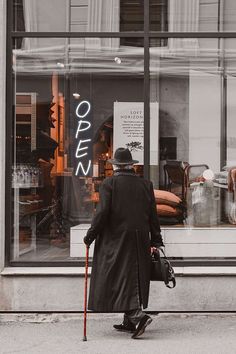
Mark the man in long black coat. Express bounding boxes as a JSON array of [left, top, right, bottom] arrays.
[[84, 148, 164, 339]]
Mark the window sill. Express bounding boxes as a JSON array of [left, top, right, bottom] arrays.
[[0, 267, 91, 276], [1, 266, 236, 276]]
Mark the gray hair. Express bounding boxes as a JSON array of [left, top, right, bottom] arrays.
[[113, 164, 134, 171]]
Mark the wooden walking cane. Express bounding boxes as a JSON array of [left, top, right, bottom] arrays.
[[83, 245, 89, 341]]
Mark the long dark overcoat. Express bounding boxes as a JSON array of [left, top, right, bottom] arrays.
[[86, 169, 164, 312]]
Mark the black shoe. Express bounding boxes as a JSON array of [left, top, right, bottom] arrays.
[[113, 321, 136, 333], [131, 315, 152, 339]]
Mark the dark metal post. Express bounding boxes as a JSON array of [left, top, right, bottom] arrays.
[[83, 245, 89, 341], [144, 0, 150, 180], [5, 0, 14, 265]]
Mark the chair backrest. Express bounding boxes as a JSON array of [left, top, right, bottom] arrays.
[[185, 164, 209, 185], [164, 161, 189, 200], [164, 161, 188, 185], [184, 164, 209, 201]]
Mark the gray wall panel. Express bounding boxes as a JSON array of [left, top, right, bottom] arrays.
[[0, 0, 6, 272], [0, 275, 235, 312]]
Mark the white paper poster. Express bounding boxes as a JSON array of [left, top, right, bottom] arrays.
[[113, 102, 159, 165]]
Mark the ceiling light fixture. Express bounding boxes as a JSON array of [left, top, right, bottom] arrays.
[[114, 57, 122, 64], [73, 93, 81, 99], [57, 62, 65, 68]]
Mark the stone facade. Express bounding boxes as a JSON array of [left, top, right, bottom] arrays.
[[0, 0, 6, 272]]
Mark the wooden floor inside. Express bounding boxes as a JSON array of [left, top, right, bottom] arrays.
[[18, 237, 71, 262]]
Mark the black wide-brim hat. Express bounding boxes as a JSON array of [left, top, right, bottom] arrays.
[[107, 147, 139, 165]]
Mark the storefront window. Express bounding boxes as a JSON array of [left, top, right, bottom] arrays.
[[7, 0, 236, 266], [11, 37, 144, 262], [150, 37, 236, 261]]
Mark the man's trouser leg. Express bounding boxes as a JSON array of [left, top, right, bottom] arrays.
[[124, 308, 146, 326]]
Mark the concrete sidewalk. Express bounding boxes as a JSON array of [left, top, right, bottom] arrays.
[[0, 313, 235, 354]]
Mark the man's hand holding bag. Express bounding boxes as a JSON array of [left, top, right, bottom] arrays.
[[150, 248, 176, 289]]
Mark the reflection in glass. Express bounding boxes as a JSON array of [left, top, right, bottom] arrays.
[[150, 0, 236, 33], [13, 0, 236, 34], [13, 0, 144, 33]]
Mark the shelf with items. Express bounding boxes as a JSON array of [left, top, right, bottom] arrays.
[[12, 164, 42, 189], [15, 92, 37, 153]]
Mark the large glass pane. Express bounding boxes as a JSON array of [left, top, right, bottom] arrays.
[[150, 0, 236, 33], [150, 37, 236, 261], [11, 37, 144, 262], [13, 0, 144, 32], [225, 39, 236, 227]]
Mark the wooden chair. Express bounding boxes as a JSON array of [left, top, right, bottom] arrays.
[[164, 161, 189, 201], [164, 162, 209, 202], [184, 164, 209, 200]]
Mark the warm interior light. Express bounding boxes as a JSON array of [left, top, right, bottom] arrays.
[[57, 62, 65, 68], [114, 57, 121, 64], [73, 93, 81, 99]]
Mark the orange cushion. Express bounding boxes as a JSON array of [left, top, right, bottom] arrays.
[[154, 189, 182, 207], [156, 204, 182, 217]]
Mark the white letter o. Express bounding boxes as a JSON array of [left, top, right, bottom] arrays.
[[76, 100, 91, 119]]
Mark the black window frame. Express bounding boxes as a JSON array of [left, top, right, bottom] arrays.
[[6, 0, 236, 267]]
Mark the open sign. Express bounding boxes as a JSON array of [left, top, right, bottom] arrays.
[[74, 100, 92, 176]]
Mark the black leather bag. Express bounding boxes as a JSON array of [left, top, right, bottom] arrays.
[[150, 249, 176, 288]]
